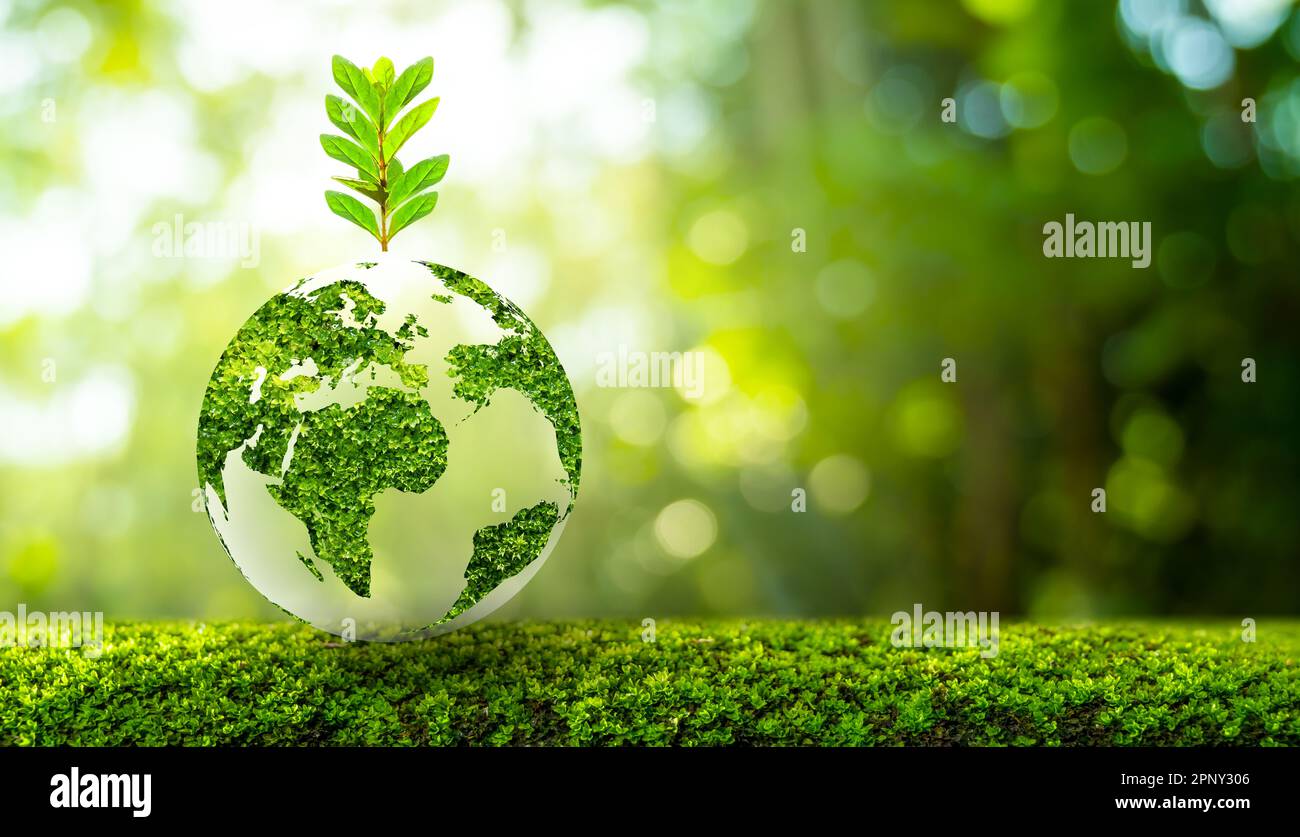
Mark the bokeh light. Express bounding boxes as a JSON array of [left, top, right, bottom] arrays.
[[2, 0, 1298, 625]]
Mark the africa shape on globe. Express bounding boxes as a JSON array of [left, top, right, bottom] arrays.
[[196, 257, 581, 641]]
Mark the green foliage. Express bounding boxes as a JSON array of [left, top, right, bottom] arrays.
[[421, 262, 583, 501], [324, 191, 379, 238], [320, 134, 379, 182], [383, 98, 439, 162], [445, 336, 581, 501], [388, 154, 448, 207], [437, 502, 560, 624], [382, 57, 433, 128], [197, 264, 582, 606], [324, 94, 380, 159], [388, 191, 438, 238], [426, 263, 528, 331], [195, 280, 427, 508], [4, 621, 1297, 746], [266, 387, 449, 597], [322, 54, 446, 250], [395, 313, 429, 340], [371, 57, 395, 90], [296, 550, 324, 582], [331, 55, 381, 126]]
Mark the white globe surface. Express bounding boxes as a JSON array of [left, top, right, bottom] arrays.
[[197, 255, 580, 641]]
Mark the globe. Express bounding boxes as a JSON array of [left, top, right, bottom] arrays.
[[196, 256, 581, 641]]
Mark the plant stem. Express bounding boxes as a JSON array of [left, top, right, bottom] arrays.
[[377, 120, 389, 251]]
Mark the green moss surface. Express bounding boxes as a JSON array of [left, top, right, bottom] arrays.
[[4, 620, 1296, 746]]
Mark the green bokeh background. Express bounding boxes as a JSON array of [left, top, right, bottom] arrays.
[[1, 0, 1298, 624]]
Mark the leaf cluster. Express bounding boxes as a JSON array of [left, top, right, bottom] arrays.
[[322, 55, 448, 249]]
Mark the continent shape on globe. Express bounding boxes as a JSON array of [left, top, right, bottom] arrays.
[[196, 258, 581, 640]]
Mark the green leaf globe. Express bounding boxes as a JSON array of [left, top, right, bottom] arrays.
[[196, 257, 581, 640]]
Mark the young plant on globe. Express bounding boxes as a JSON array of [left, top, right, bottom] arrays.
[[196, 55, 581, 641]]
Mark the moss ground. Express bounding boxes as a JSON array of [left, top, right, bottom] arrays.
[[2, 619, 1296, 746]]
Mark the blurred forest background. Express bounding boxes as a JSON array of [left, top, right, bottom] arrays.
[[1, 0, 1298, 623]]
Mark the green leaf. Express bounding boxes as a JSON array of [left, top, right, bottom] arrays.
[[382, 57, 433, 128], [331, 176, 385, 203], [388, 191, 438, 238], [389, 154, 449, 208], [384, 98, 439, 162], [325, 191, 380, 239], [332, 55, 383, 125], [320, 134, 380, 182], [372, 57, 395, 90], [388, 156, 405, 184], [325, 95, 380, 161]]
